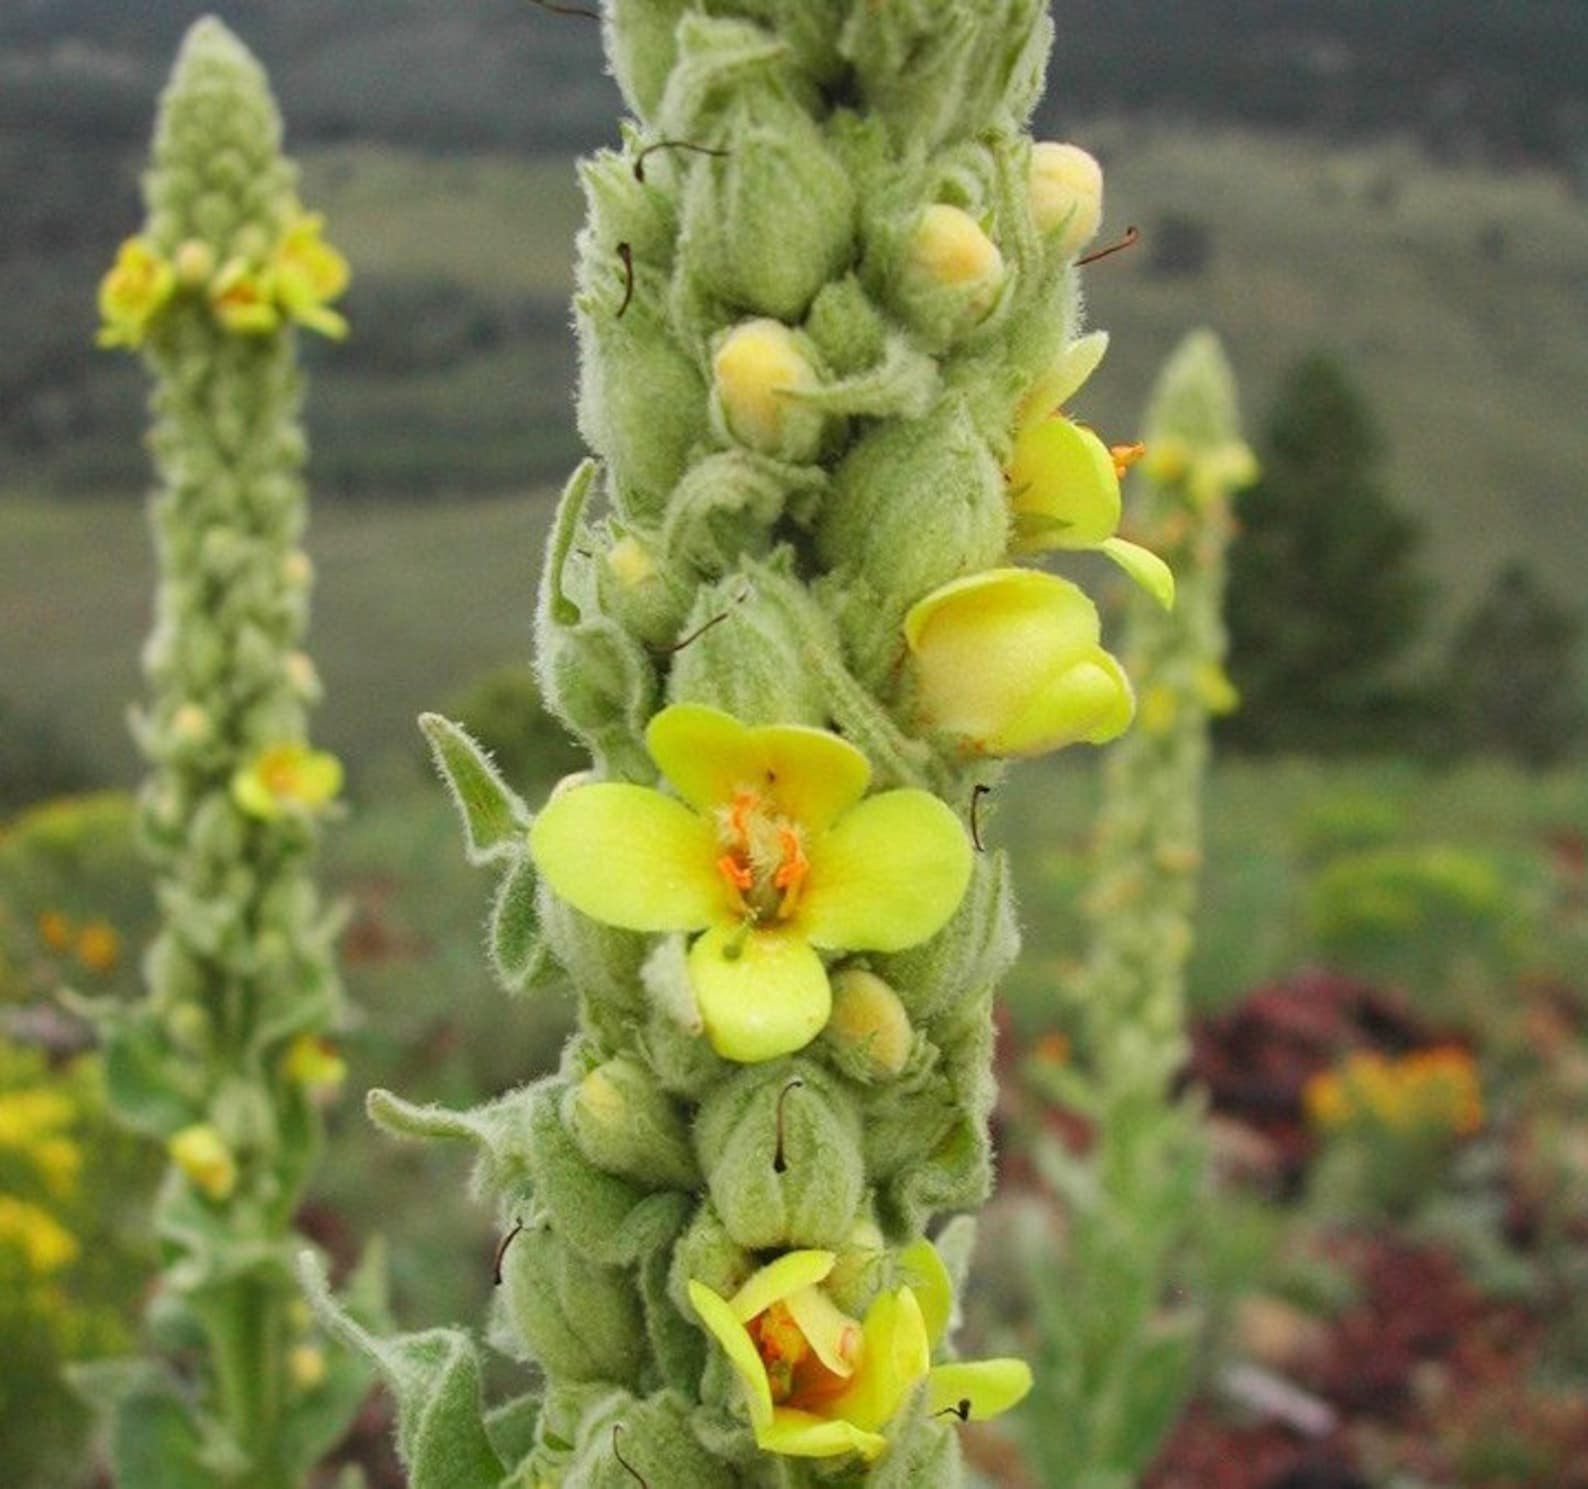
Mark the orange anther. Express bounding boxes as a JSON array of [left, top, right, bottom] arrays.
[[716, 854, 753, 893], [1111, 441, 1147, 478], [773, 826, 809, 892], [728, 790, 759, 844]]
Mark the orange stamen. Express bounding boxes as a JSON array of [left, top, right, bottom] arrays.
[[716, 854, 753, 894], [728, 790, 759, 845], [1111, 441, 1147, 478], [773, 825, 810, 917]]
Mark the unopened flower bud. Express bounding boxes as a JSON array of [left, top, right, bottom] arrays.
[[905, 569, 1135, 756], [712, 318, 823, 461], [904, 204, 1005, 321], [169, 1123, 238, 1202], [284, 650, 321, 700], [174, 237, 216, 287], [172, 702, 211, 744], [282, 1033, 346, 1090], [825, 970, 913, 1080], [288, 1343, 327, 1392], [282, 550, 314, 589], [1029, 142, 1103, 257], [565, 1055, 698, 1191]]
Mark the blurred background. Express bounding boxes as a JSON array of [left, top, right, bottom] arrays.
[[1, 2, 1586, 1485]]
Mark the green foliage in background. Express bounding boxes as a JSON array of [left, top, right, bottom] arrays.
[[436, 664, 586, 793], [74, 22, 378, 1489], [1223, 354, 1429, 754]]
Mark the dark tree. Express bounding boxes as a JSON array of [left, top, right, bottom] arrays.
[[1222, 355, 1430, 752], [1444, 561, 1585, 766]]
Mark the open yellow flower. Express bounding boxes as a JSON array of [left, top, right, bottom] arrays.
[[687, 1244, 1031, 1461], [210, 257, 281, 335], [1009, 350, 1174, 610], [96, 236, 176, 348], [529, 704, 971, 1063], [169, 1123, 238, 1202], [272, 212, 350, 339], [905, 569, 1135, 756], [232, 743, 343, 821]]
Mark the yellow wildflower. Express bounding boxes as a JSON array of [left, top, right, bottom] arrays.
[[75, 919, 120, 974], [210, 257, 281, 335], [169, 1123, 238, 1202], [904, 569, 1135, 757], [232, 743, 343, 821], [97, 236, 176, 348], [37, 909, 74, 952], [0, 1195, 79, 1274], [282, 1033, 347, 1090], [530, 705, 971, 1063], [271, 213, 350, 339], [688, 1243, 1030, 1461]]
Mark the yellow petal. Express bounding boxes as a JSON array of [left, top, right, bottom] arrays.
[[688, 925, 831, 1063], [530, 783, 722, 932], [1017, 332, 1110, 434], [1009, 417, 1121, 552], [1000, 647, 1135, 753], [798, 792, 971, 953], [758, 1409, 889, 1461], [1099, 537, 1175, 610], [646, 705, 870, 830], [926, 1358, 1033, 1421], [896, 1240, 954, 1349], [688, 1279, 774, 1429], [729, 1250, 837, 1324], [829, 1287, 932, 1434], [785, 1285, 862, 1378]]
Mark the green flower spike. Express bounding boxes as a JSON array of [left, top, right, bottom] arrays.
[[531, 704, 972, 1062]]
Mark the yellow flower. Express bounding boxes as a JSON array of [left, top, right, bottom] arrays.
[[1009, 356, 1174, 609], [0, 1196, 79, 1275], [37, 909, 74, 952], [271, 213, 350, 339], [530, 705, 972, 1063], [687, 1244, 1030, 1461], [210, 257, 281, 336], [232, 743, 343, 821], [904, 569, 1135, 757], [96, 236, 176, 348], [169, 1123, 238, 1202], [1028, 142, 1103, 256], [282, 1033, 347, 1090], [75, 919, 120, 974]]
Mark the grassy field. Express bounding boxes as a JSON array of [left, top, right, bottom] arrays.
[[0, 493, 554, 784]]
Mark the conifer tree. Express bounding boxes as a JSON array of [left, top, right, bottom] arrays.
[[1223, 354, 1427, 752]]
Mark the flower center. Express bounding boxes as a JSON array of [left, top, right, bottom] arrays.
[[714, 789, 810, 924], [751, 1300, 858, 1410]]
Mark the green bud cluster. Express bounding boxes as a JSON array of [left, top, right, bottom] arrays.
[[309, 5, 1132, 1487], [1022, 332, 1256, 1486], [80, 21, 370, 1489]]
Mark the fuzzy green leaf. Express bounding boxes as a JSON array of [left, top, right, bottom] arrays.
[[420, 713, 531, 866]]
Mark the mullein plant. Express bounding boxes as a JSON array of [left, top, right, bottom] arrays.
[[1023, 331, 1257, 1487], [304, 4, 1165, 1485], [79, 20, 373, 1489]]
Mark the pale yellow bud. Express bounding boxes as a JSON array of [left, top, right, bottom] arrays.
[[174, 238, 217, 288], [284, 651, 320, 697], [712, 318, 820, 456], [906, 205, 1005, 317], [827, 969, 913, 1078], [289, 1344, 327, 1392], [1029, 142, 1103, 257], [173, 703, 211, 743], [169, 1123, 238, 1202], [605, 535, 658, 589], [282, 551, 314, 589]]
